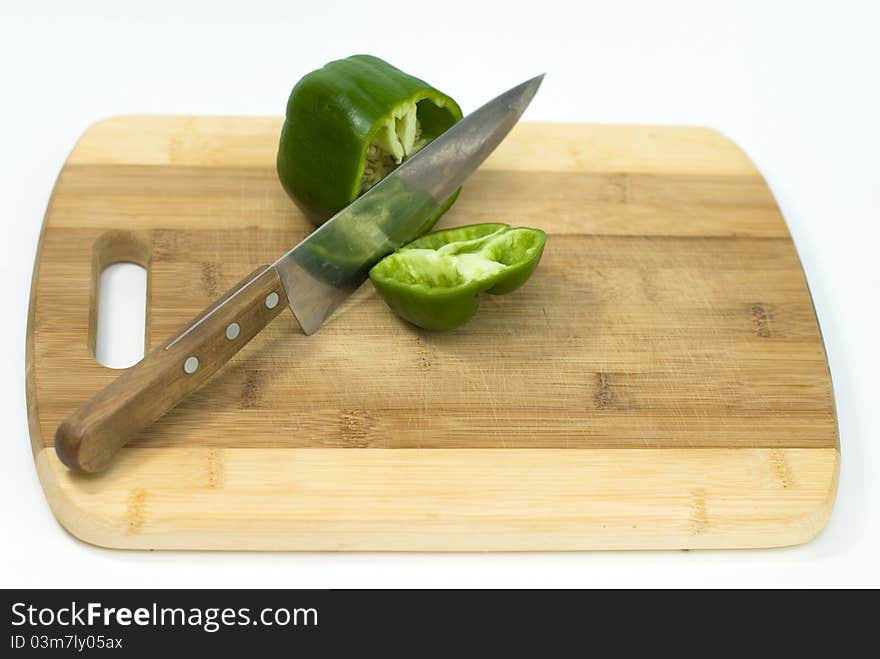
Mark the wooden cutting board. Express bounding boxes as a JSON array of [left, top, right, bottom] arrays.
[[26, 116, 839, 550]]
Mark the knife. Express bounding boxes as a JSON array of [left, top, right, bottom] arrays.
[[55, 74, 544, 473]]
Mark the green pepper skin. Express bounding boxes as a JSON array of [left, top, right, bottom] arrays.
[[373, 279, 484, 332], [277, 55, 463, 225], [369, 223, 547, 331]]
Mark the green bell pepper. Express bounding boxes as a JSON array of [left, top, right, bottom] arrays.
[[369, 223, 547, 331], [277, 54, 463, 226]]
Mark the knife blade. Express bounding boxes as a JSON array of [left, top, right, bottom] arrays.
[[55, 74, 543, 472]]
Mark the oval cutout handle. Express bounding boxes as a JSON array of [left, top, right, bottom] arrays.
[[94, 262, 148, 369]]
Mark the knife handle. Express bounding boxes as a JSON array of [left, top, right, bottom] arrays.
[[55, 265, 288, 473]]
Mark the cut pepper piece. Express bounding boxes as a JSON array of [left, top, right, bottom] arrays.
[[277, 54, 463, 226], [369, 223, 547, 331]]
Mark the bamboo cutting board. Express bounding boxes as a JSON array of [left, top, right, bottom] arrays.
[[26, 116, 839, 550]]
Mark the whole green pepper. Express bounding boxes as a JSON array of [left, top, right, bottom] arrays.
[[277, 55, 463, 226], [369, 223, 547, 331]]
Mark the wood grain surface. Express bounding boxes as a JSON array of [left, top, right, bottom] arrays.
[[26, 116, 839, 550]]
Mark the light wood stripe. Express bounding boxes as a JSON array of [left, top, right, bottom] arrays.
[[37, 447, 838, 551], [67, 117, 759, 176]]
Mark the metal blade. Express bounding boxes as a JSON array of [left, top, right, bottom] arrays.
[[273, 74, 544, 335]]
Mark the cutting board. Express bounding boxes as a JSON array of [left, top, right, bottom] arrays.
[[26, 116, 839, 550]]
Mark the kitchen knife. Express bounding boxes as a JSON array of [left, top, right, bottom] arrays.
[[55, 74, 544, 473]]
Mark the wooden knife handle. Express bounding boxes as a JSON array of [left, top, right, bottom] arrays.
[[55, 265, 288, 473]]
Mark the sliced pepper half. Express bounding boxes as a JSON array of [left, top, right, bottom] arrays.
[[277, 54, 463, 225], [369, 223, 547, 331]]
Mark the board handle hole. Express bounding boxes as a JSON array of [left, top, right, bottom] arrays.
[[90, 231, 150, 369]]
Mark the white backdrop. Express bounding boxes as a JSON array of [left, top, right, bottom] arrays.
[[2, 0, 878, 587]]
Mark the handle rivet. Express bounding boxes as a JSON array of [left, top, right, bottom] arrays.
[[265, 292, 280, 309], [225, 322, 241, 340], [183, 356, 200, 374]]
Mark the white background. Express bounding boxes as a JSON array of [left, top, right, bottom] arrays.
[[2, 0, 878, 588]]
